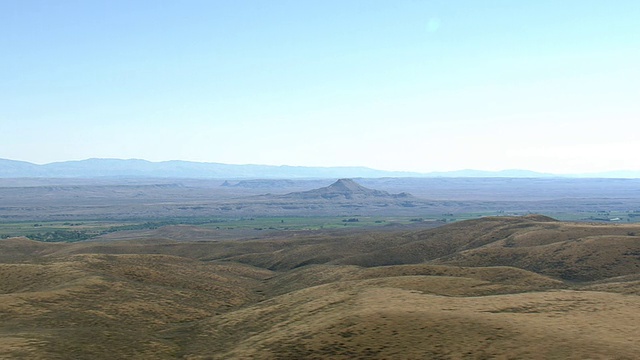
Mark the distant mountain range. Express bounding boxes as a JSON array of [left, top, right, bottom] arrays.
[[0, 158, 419, 179], [0, 158, 638, 179]]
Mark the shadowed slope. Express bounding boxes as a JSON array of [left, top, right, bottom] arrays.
[[185, 281, 640, 359], [188, 216, 640, 281], [0, 252, 272, 359]]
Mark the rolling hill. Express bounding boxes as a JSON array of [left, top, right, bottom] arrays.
[[1, 216, 639, 358]]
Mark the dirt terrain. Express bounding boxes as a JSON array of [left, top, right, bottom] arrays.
[[1, 215, 639, 358]]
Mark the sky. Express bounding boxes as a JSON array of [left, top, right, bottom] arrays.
[[1, 0, 638, 174]]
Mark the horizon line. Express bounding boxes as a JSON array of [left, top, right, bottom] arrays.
[[1, 157, 639, 177]]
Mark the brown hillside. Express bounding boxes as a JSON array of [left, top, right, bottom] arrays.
[[40, 216, 640, 281], [437, 234, 640, 281], [186, 282, 640, 359], [0, 237, 64, 262], [265, 263, 565, 297], [1, 216, 639, 358], [0, 253, 272, 359]]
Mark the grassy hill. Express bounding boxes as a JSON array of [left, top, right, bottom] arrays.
[[1, 216, 639, 358]]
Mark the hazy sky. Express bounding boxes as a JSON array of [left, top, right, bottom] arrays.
[[1, 1, 638, 173]]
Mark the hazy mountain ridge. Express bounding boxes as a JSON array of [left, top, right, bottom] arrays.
[[2, 158, 638, 178], [0, 158, 419, 179]]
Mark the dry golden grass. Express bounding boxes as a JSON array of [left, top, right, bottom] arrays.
[[1, 216, 639, 359], [438, 233, 640, 280], [188, 282, 640, 359], [0, 251, 272, 359], [265, 263, 565, 297], [579, 273, 640, 295]]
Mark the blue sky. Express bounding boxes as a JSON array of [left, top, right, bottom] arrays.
[[1, 0, 638, 173]]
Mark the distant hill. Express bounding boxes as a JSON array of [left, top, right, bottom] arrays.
[[236, 178, 425, 215], [0, 158, 40, 176], [281, 178, 413, 200], [1, 158, 639, 178], [0, 158, 420, 179]]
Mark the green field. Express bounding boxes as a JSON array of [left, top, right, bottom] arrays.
[[0, 215, 452, 241]]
